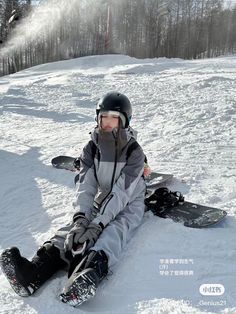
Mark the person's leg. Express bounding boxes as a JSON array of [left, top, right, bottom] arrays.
[[90, 191, 145, 268], [49, 222, 74, 264], [0, 242, 67, 297]]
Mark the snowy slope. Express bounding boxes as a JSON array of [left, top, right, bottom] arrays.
[[0, 54, 235, 314]]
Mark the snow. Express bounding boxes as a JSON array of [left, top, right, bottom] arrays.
[[0, 53, 236, 314]]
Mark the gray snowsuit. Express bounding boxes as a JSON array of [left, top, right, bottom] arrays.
[[51, 127, 146, 267]]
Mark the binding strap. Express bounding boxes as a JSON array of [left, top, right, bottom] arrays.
[[145, 187, 184, 217]]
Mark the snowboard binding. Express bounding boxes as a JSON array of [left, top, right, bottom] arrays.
[[145, 187, 184, 217]]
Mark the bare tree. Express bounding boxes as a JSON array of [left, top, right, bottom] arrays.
[[1, 0, 236, 76]]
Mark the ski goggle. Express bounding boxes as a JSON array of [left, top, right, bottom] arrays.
[[99, 111, 120, 118], [98, 111, 126, 127]]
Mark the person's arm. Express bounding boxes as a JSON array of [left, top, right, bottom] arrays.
[[72, 141, 98, 222], [92, 142, 145, 227]]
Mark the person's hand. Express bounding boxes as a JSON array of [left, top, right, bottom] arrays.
[[144, 163, 151, 177], [77, 222, 103, 249], [64, 214, 89, 252]]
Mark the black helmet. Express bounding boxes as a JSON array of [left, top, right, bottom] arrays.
[[96, 92, 132, 128]]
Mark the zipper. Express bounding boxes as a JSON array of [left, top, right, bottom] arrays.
[[111, 137, 118, 188], [99, 136, 118, 211], [101, 194, 114, 215]]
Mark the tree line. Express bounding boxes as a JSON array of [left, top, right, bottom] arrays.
[[0, 0, 236, 76]]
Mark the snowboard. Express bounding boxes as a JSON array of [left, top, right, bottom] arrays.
[[51, 155, 78, 171], [147, 201, 227, 228], [51, 155, 173, 188]]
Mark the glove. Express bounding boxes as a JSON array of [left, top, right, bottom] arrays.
[[77, 222, 103, 249], [64, 214, 89, 252]]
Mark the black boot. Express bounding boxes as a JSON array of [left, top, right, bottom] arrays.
[[0, 242, 66, 297], [60, 250, 108, 307]]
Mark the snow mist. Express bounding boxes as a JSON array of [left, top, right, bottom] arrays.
[[0, 0, 108, 57]]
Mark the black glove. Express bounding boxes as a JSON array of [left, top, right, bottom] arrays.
[[64, 214, 89, 252]]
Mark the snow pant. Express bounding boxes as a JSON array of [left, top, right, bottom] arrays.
[[50, 183, 146, 268]]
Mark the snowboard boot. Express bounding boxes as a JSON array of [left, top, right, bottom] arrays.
[[60, 250, 108, 307], [0, 242, 66, 297]]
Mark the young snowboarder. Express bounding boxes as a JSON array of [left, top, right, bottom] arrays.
[[0, 92, 147, 307]]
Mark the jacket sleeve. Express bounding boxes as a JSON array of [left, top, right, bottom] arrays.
[[92, 143, 145, 227], [72, 141, 98, 221]]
